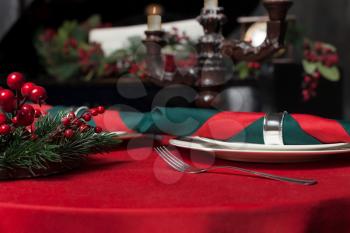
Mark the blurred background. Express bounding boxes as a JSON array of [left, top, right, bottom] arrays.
[[0, 0, 348, 119]]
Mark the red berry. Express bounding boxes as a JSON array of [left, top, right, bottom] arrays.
[[21, 104, 35, 115], [82, 113, 92, 121], [90, 108, 98, 116], [11, 117, 18, 125], [97, 106, 105, 114], [129, 64, 139, 74], [304, 76, 311, 83], [61, 117, 70, 126], [7, 72, 25, 90], [307, 52, 317, 62], [64, 129, 74, 138], [253, 62, 261, 69], [302, 90, 310, 102], [31, 134, 38, 140], [94, 126, 102, 133], [311, 82, 318, 90], [79, 124, 89, 132], [34, 109, 42, 118], [16, 109, 35, 126], [0, 113, 7, 125], [73, 120, 83, 127], [21, 82, 36, 97], [30, 86, 47, 103], [314, 72, 321, 79], [247, 62, 255, 69], [0, 124, 11, 135], [0, 89, 15, 106], [327, 54, 339, 65], [67, 112, 76, 120]]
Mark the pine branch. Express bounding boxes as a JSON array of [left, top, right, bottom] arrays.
[[0, 111, 121, 172]]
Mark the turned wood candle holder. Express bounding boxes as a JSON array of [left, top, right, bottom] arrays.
[[143, 0, 293, 108]]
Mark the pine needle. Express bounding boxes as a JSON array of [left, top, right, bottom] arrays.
[[0, 111, 121, 172]]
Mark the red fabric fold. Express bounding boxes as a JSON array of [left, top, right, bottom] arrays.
[[292, 114, 350, 143], [192, 112, 264, 140], [92, 110, 136, 133]]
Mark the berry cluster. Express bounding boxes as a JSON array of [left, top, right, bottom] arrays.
[[247, 62, 262, 79], [302, 72, 321, 102], [60, 106, 105, 138], [302, 41, 339, 102], [128, 62, 147, 79], [37, 16, 119, 82], [304, 41, 339, 67], [0, 72, 108, 140], [247, 62, 262, 70], [0, 72, 47, 135]]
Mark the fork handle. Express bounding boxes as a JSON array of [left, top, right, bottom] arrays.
[[205, 166, 317, 186]]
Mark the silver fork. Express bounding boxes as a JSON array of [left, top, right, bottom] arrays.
[[155, 146, 317, 186]]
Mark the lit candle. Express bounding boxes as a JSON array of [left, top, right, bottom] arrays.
[[204, 0, 218, 9], [147, 6, 162, 31]]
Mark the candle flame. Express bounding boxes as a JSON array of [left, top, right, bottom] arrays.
[[152, 7, 157, 14], [146, 4, 162, 15]]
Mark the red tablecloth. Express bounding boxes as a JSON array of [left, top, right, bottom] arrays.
[[1, 139, 350, 233]]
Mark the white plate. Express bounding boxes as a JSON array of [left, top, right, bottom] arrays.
[[169, 139, 350, 163], [191, 136, 349, 151]]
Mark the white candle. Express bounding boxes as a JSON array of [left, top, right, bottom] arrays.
[[204, 0, 218, 9], [147, 15, 162, 31], [147, 6, 162, 31]]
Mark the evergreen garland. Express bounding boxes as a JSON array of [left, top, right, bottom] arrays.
[[0, 111, 121, 173], [0, 72, 122, 178]]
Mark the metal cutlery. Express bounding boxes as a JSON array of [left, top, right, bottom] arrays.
[[155, 146, 317, 185]]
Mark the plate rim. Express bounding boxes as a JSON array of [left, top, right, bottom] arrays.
[[189, 136, 350, 151], [169, 139, 350, 155]]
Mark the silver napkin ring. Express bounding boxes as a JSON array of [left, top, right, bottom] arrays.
[[263, 111, 288, 145]]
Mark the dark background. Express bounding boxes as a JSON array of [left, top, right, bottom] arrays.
[[0, 0, 348, 119]]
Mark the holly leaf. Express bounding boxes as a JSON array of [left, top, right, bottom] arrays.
[[321, 42, 337, 52], [318, 64, 340, 82], [55, 21, 79, 45], [85, 15, 101, 29], [235, 62, 250, 79], [302, 60, 318, 75], [70, 27, 88, 42]]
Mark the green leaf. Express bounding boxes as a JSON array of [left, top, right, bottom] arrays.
[[318, 64, 340, 82], [302, 60, 318, 75], [71, 27, 88, 42], [85, 15, 102, 29], [239, 68, 249, 79], [321, 43, 337, 52], [235, 62, 250, 80]]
